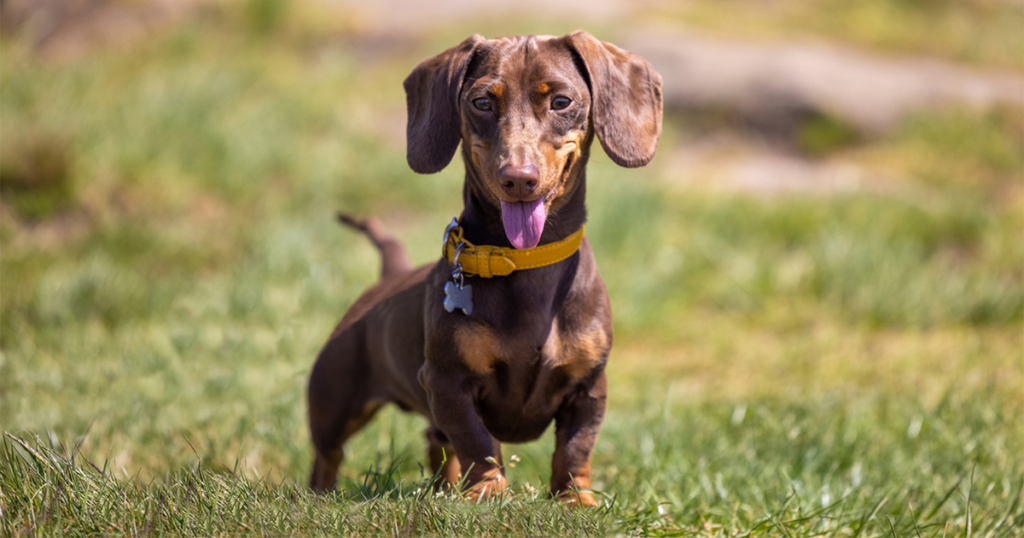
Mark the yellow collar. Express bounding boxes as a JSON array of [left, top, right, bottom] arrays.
[[443, 221, 585, 278]]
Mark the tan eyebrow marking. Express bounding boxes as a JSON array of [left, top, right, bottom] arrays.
[[492, 84, 505, 98], [537, 83, 550, 94]]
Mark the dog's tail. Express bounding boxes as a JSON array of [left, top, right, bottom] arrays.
[[337, 213, 412, 279]]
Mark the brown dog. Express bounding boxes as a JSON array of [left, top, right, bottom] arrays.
[[307, 31, 662, 506]]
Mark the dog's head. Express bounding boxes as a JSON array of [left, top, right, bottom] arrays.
[[404, 32, 663, 249]]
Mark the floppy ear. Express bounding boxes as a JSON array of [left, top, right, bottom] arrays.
[[566, 31, 663, 168], [403, 35, 484, 174]]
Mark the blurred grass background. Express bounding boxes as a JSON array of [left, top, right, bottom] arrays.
[[1, 0, 1021, 535]]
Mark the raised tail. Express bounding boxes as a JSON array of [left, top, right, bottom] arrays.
[[337, 213, 412, 279]]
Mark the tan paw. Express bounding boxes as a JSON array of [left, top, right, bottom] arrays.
[[464, 473, 510, 501], [555, 489, 598, 508]]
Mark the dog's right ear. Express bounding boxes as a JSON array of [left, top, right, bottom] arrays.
[[403, 35, 484, 174]]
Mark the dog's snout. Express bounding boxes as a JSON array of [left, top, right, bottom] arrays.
[[498, 163, 540, 198]]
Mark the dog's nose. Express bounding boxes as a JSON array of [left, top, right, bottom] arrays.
[[498, 163, 540, 198]]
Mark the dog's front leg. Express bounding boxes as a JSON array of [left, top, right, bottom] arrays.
[[421, 368, 508, 500], [550, 370, 607, 507]]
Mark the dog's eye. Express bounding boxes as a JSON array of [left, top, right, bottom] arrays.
[[473, 98, 492, 111], [551, 96, 572, 110]]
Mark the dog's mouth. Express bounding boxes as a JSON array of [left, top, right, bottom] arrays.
[[500, 198, 546, 250], [497, 152, 579, 250]]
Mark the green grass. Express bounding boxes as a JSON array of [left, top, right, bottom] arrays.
[[5, 386, 1021, 536], [2, 4, 1022, 537]]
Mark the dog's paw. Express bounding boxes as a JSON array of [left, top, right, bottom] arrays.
[[464, 472, 510, 501], [554, 489, 598, 508]]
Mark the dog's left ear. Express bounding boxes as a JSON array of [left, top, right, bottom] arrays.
[[565, 31, 663, 168], [403, 35, 485, 174]]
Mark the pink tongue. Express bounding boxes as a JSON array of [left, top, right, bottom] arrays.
[[500, 199, 547, 249]]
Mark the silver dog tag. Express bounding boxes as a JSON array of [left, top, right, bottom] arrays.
[[444, 239, 473, 315], [444, 281, 473, 316]]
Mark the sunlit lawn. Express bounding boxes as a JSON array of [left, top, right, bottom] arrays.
[[1, 2, 1021, 536]]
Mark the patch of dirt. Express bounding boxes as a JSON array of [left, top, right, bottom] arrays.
[[624, 30, 1024, 136], [658, 136, 879, 196]]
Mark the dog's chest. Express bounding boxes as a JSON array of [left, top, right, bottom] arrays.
[[471, 315, 611, 443]]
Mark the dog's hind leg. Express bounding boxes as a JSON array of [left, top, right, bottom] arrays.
[[307, 323, 384, 492], [337, 214, 412, 279]]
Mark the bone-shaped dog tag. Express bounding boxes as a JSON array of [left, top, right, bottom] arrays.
[[443, 281, 473, 316]]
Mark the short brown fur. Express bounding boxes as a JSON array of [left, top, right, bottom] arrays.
[[307, 31, 662, 506]]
